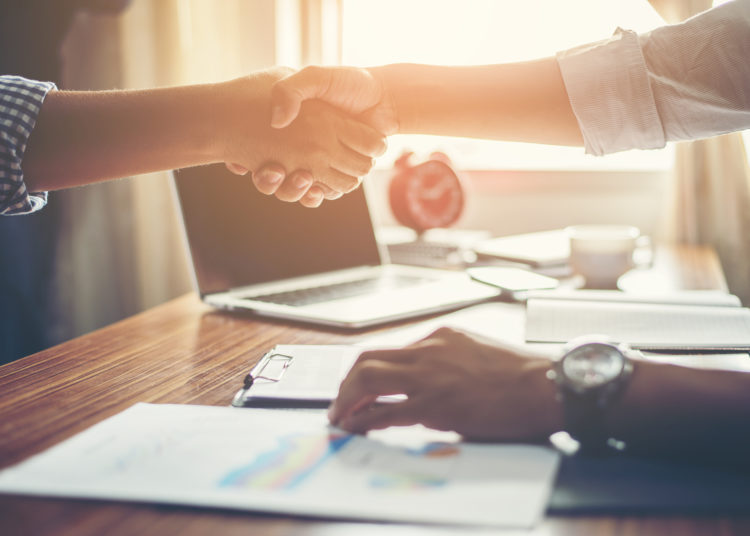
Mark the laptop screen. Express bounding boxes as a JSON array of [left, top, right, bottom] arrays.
[[174, 164, 382, 296]]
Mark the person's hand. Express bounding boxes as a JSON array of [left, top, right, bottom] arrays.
[[260, 66, 399, 206], [328, 327, 563, 441], [228, 162, 342, 208], [270, 65, 399, 136], [219, 68, 387, 206]]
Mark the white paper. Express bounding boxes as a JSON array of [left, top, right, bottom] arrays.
[[357, 302, 529, 348], [524, 289, 742, 307], [640, 352, 750, 372], [525, 298, 750, 350], [246, 345, 360, 401], [0, 404, 560, 529]]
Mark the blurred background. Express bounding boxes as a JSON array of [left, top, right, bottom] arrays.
[[1, 0, 748, 363]]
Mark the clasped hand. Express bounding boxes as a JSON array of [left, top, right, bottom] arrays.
[[223, 66, 391, 207]]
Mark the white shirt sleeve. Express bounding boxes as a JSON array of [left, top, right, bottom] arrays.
[[556, 0, 750, 156]]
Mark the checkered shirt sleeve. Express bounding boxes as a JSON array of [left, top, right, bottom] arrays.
[[0, 75, 56, 215]]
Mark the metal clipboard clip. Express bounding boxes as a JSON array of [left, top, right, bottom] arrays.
[[244, 351, 293, 387], [232, 350, 294, 407]]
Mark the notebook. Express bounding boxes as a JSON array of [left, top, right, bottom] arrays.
[[172, 165, 498, 328], [525, 296, 750, 350]]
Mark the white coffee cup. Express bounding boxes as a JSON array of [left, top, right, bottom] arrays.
[[566, 225, 644, 289]]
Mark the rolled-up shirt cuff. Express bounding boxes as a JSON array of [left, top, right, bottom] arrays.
[[556, 28, 665, 156], [0, 76, 56, 215]]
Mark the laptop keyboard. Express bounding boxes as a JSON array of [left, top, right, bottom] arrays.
[[249, 274, 432, 307], [387, 241, 462, 267]]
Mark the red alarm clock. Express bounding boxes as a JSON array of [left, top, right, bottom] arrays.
[[388, 152, 465, 233]]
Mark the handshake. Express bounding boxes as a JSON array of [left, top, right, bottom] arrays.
[[222, 66, 398, 208]]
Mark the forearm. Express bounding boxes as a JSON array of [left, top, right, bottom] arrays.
[[609, 361, 750, 461], [370, 60, 583, 145], [22, 82, 230, 192]]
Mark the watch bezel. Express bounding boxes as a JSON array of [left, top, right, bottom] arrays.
[[547, 336, 636, 449], [558, 341, 628, 394]]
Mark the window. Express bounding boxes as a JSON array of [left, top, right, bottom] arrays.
[[339, 0, 674, 171]]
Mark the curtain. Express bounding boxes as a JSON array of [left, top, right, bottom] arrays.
[[52, 0, 281, 343], [651, 0, 750, 303]]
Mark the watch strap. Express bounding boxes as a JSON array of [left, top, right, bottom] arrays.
[[560, 388, 613, 451], [552, 346, 634, 452]]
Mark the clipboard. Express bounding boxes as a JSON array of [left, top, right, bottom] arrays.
[[231, 345, 362, 408]]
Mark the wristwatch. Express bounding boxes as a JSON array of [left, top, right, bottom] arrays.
[[547, 336, 636, 451]]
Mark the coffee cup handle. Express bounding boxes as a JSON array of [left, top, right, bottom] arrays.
[[633, 235, 653, 269]]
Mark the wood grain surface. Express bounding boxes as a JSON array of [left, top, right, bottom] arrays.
[[1, 246, 747, 535]]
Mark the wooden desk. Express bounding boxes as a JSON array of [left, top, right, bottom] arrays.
[[1, 245, 747, 536]]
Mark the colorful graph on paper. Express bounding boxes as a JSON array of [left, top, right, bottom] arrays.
[[219, 432, 353, 490], [219, 431, 460, 492], [0, 404, 561, 528]]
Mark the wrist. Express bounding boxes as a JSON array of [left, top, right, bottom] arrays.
[[527, 359, 565, 437], [370, 63, 453, 136], [201, 82, 232, 163], [216, 68, 294, 167], [366, 65, 403, 135], [214, 76, 268, 166]]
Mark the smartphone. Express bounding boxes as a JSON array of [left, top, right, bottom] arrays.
[[467, 266, 559, 292]]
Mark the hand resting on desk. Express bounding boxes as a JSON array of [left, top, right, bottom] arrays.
[[328, 327, 562, 441], [329, 327, 750, 466]]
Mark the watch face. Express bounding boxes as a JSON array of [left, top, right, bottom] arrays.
[[562, 343, 624, 388]]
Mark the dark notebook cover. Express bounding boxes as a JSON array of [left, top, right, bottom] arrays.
[[549, 453, 750, 514]]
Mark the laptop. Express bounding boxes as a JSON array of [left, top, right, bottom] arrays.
[[172, 164, 499, 328]]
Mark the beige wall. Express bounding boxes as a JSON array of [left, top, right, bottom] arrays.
[[366, 169, 669, 239]]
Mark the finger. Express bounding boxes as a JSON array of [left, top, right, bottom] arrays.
[[354, 332, 453, 366], [330, 361, 415, 424], [271, 66, 333, 129], [331, 144, 374, 179], [252, 163, 286, 195], [339, 399, 425, 434], [328, 394, 378, 427], [340, 120, 388, 158], [355, 347, 422, 366], [299, 185, 324, 208], [273, 169, 313, 202], [321, 168, 361, 194], [225, 162, 249, 175], [412, 326, 471, 349], [312, 181, 343, 200]]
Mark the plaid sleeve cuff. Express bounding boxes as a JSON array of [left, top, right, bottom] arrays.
[[0, 75, 56, 215]]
